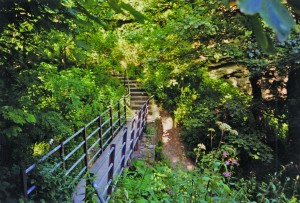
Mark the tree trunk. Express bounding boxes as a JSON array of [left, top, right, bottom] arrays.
[[287, 66, 300, 164], [249, 72, 264, 130]]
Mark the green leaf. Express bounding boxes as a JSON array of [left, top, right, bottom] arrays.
[[202, 177, 211, 181], [248, 15, 275, 54], [221, 0, 230, 8], [74, 39, 90, 50], [26, 114, 36, 123], [74, 3, 107, 29], [223, 184, 231, 193], [3, 126, 22, 137], [155, 173, 168, 178], [67, 8, 77, 17], [119, 2, 147, 23], [107, 0, 123, 13]]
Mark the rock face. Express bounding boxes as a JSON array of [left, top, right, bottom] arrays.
[[261, 67, 288, 101], [208, 64, 288, 101], [208, 64, 252, 95]]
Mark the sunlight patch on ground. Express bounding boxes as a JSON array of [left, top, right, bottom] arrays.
[[162, 116, 173, 144], [162, 132, 170, 143], [163, 117, 173, 131]]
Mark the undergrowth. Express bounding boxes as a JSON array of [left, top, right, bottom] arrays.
[[110, 123, 299, 203]]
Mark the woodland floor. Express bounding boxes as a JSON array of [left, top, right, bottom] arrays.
[[160, 110, 194, 170]]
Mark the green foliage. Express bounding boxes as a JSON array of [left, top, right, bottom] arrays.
[[264, 112, 289, 140], [1, 0, 299, 201], [112, 158, 241, 202], [155, 141, 164, 161], [226, 131, 273, 163], [256, 169, 300, 202], [0, 0, 129, 200], [176, 74, 257, 159], [31, 162, 75, 202], [0, 165, 22, 201], [111, 123, 299, 203], [0, 106, 36, 137]]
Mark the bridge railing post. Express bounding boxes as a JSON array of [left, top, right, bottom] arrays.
[[83, 126, 89, 171], [20, 168, 28, 202], [135, 117, 140, 151], [121, 127, 127, 168], [60, 139, 66, 169], [107, 144, 115, 195], [117, 101, 121, 127], [143, 103, 148, 133], [123, 96, 127, 122], [109, 106, 113, 138], [130, 120, 135, 157], [138, 110, 142, 140], [98, 115, 104, 154]]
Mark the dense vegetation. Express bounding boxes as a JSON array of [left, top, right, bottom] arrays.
[[0, 0, 299, 202]]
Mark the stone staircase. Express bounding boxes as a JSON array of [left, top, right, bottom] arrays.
[[114, 75, 150, 111]]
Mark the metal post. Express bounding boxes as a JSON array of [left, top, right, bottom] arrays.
[[98, 115, 103, 154], [107, 144, 115, 195], [20, 168, 28, 202], [123, 96, 127, 122], [83, 126, 89, 171], [109, 106, 113, 137], [60, 139, 66, 169], [135, 118, 140, 151], [117, 101, 121, 127], [130, 120, 135, 153], [144, 102, 148, 133], [138, 110, 142, 140], [121, 127, 127, 168]]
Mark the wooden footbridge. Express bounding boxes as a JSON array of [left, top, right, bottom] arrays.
[[20, 78, 154, 202]]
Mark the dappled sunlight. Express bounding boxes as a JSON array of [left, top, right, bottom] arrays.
[[161, 110, 194, 170], [162, 117, 173, 132]]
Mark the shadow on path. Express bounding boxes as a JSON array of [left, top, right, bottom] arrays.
[[160, 110, 194, 170]]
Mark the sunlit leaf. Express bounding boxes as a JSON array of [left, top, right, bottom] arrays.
[[119, 2, 147, 23], [223, 184, 231, 193], [74, 2, 107, 29], [107, 0, 122, 13]]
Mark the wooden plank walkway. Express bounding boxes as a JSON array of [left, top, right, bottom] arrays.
[[73, 115, 144, 202]]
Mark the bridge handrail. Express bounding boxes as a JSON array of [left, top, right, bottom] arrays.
[[95, 95, 153, 203], [20, 94, 130, 200]]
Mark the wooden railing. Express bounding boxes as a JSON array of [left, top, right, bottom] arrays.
[[21, 94, 130, 201]]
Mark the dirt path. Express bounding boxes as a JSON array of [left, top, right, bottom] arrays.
[[160, 110, 194, 170]]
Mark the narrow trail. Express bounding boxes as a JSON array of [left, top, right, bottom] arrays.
[[160, 110, 194, 170]]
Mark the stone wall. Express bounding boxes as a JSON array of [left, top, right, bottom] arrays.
[[208, 64, 252, 95]]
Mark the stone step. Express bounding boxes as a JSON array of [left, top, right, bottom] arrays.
[[129, 84, 142, 89], [130, 96, 149, 101], [131, 104, 144, 110], [116, 78, 137, 83], [130, 92, 149, 96], [131, 100, 148, 106], [131, 88, 146, 92]]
